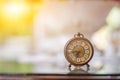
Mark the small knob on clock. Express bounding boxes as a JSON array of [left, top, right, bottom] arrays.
[[74, 32, 84, 38]]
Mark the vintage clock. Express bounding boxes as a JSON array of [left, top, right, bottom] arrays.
[[64, 32, 94, 71]]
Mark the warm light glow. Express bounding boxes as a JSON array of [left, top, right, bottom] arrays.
[[5, 4, 23, 15], [2, 2, 29, 19], [0, 1, 33, 36]]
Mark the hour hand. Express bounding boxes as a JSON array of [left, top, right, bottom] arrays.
[[72, 50, 81, 58]]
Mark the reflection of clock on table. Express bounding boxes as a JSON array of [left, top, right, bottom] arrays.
[[64, 32, 94, 71]]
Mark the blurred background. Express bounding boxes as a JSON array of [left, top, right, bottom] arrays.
[[0, 0, 120, 73]]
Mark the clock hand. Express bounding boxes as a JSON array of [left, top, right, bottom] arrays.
[[76, 51, 81, 58], [72, 50, 81, 58]]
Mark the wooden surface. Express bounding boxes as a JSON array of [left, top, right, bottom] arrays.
[[0, 73, 120, 80]]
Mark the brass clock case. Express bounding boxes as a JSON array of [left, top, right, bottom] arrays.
[[64, 33, 94, 66]]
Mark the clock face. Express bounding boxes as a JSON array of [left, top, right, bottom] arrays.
[[64, 37, 94, 66]]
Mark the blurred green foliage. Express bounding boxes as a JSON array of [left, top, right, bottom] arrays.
[[106, 6, 120, 29], [0, 61, 32, 73]]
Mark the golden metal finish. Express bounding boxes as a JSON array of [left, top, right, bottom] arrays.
[[64, 32, 94, 66]]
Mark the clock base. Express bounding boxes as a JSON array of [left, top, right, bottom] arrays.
[[68, 64, 90, 72]]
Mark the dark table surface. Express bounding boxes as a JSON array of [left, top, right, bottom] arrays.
[[0, 67, 120, 80]]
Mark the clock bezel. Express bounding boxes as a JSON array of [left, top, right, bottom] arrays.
[[64, 37, 94, 66]]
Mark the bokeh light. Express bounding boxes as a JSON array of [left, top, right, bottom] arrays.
[[0, 0, 120, 74]]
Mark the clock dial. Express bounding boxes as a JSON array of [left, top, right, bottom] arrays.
[[64, 37, 93, 66]]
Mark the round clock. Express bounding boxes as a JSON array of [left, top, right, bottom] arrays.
[[64, 32, 94, 68]]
